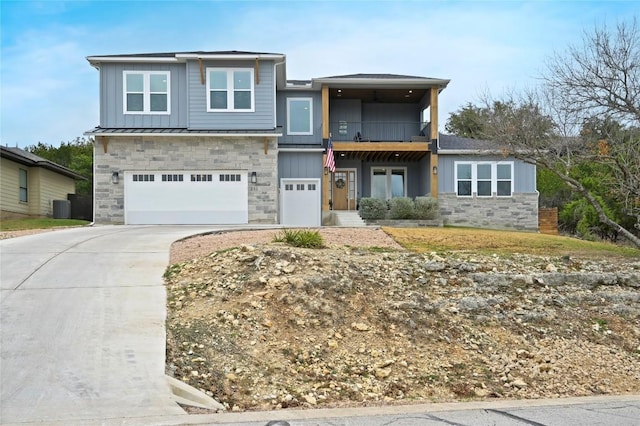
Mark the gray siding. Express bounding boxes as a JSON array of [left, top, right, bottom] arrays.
[[358, 161, 425, 198], [278, 151, 323, 180], [438, 155, 536, 193], [187, 59, 275, 130], [362, 103, 421, 141], [330, 99, 362, 141], [100, 63, 187, 128], [276, 91, 323, 145], [329, 101, 422, 141]]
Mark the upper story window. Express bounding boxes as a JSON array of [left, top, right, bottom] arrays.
[[207, 68, 254, 112], [19, 169, 28, 202], [287, 98, 313, 135], [123, 71, 170, 114], [455, 161, 514, 197]]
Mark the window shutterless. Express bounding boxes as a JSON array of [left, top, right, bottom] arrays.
[[123, 71, 170, 114], [206, 68, 255, 112]]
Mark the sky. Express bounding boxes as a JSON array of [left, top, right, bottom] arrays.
[[1, 0, 638, 148]]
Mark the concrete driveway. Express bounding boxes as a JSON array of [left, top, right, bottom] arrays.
[[0, 225, 216, 424], [3, 225, 639, 426]]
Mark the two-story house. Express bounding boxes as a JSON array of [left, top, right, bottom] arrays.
[[86, 50, 538, 231]]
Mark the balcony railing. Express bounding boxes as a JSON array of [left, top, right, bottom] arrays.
[[330, 121, 430, 142]]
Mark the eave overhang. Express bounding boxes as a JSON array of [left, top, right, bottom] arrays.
[[84, 127, 283, 138], [333, 141, 431, 162]]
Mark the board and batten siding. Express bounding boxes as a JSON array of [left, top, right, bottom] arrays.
[[99, 63, 187, 128], [437, 155, 536, 194], [187, 59, 276, 130], [276, 90, 322, 145], [278, 151, 323, 180], [329, 99, 362, 141]]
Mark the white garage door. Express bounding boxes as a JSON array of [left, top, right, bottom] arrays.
[[280, 178, 321, 227], [124, 171, 248, 225]]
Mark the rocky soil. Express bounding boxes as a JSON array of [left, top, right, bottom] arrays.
[[165, 230, 640, 413]]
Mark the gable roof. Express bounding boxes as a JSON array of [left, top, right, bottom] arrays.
[[0, 146, 87, 180]]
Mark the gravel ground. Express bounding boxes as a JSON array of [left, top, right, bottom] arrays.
[[170, 228, 403, 263], [165, 229, 640, 413]]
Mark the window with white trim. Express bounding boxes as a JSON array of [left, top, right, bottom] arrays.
[[455, 162, 514, 197], [287, 98, 313, 135], [207, 68, 254, 112], [123, 71, 170, 114]]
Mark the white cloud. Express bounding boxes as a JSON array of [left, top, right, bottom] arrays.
[[1, 1, 636, 146]]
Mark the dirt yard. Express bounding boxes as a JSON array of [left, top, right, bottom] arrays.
[[165, 228, 640, 412]]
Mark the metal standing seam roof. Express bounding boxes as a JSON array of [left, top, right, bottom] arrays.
[[0, 146, 87, 180], [84, 127, 283, 136]]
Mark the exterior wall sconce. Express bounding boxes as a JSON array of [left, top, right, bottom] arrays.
[[324, 167, 328, 175], [432, 166, 438, 175], [250, 171, 257, 184], [111, 171, 119, 184]]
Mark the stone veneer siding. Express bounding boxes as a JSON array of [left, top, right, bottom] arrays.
[[94, 136, 278, 224], [438, 192, 539, 231]]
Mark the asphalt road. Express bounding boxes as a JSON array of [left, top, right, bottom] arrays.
[[1, 225, 638, 426]]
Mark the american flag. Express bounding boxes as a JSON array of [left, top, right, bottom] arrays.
[[324, 137, 336, 173]]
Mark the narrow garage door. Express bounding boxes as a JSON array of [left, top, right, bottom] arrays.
[[280, 178, 321, 227], [125, 171, 248, 225]]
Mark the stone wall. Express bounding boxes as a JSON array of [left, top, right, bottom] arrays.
[[438, 192, 539, 231], [94, 136, 278, 224]]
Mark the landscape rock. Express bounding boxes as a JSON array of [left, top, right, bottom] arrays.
[[165, 237, 640, 412]]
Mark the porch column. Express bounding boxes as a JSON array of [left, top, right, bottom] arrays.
[[322, 85, 329, 140], [430, 87, 439, 197]]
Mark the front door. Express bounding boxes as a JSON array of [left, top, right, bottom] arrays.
[[332, 169, 356, 210]]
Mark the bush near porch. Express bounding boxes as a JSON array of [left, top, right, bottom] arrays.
[[359, 197, 439, 220]]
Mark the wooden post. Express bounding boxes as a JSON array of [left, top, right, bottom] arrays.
[[255, 59, 260, 85], [101, 136, 108, 153], [430, 87, 439, 197], [322, 85, 329, 140], [198, 59, 205, 85]]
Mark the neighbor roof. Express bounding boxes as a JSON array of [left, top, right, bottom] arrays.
[[0, 146, 87, 180]]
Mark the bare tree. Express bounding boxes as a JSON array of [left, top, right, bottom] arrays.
[[479, 94, 640, 247]]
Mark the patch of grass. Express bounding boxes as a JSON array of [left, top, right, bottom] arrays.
[[273, 229, 324, 248], [0, 218, 89, 231], [383, 227, 640, 259]]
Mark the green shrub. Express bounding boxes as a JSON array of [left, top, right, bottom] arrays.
[[359, 198, 388, 220], [559, 196, 619, 241], [273, 229, 324, 248], [389, 197, 415, 219], [414, 196, 440, 219]]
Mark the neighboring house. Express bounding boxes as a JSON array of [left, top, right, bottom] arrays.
[[0, 146, 86, 219], [85, 50, 538, 230]]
